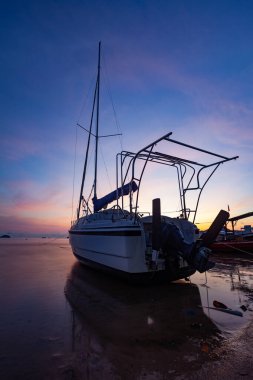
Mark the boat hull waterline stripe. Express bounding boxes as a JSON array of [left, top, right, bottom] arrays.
[[69, 230, 142, 236]]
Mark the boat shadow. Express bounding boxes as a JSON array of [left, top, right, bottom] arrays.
[[63, 262, 223, 379]]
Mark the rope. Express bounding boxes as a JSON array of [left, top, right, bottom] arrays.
[[223, 243, 253, 257], [200, 271, 209, 287]]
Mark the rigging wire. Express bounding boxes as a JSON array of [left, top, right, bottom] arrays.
[[71, 124, 78, 222], [72, 46, 124, 216], [98, 140, 113, 192], [86, 183, 94, 206], [101, 51, 124, 152], [77, 75, 97, 124], [82, 140, 95, 210], [71, 75, 97, 220]]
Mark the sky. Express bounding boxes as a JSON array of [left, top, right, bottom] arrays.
[[0, 0, 253, 236]]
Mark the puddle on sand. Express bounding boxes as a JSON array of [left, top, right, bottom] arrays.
[[191, 254, 253, 335]]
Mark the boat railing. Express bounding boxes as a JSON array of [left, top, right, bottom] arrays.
[[116, 132, 238, 223]]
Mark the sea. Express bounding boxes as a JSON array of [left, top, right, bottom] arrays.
[[1, 238, 253, 379]]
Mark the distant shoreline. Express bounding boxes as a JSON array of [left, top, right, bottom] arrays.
[[0, 234, 67, 239]]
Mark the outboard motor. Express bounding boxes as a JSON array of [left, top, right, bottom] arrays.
[[160, 210, 229, 273]]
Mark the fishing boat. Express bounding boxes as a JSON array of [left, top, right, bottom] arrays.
[[211, 211, 253, 254], [210, 240, 253, 254], [69, 42, 238, 282]]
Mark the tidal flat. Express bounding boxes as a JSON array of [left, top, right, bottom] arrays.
[[0, 239, 253, 379]]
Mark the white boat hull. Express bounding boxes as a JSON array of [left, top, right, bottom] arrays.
[[69, 214, 197, 281], [69, 227, 147, 273]]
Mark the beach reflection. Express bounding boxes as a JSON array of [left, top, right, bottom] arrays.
[[1, 239, 252, 379], [191, 255, 253, 334], [64, 263, 222, 379]]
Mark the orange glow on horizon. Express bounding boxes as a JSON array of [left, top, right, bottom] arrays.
[[0, 215, 70, 236]]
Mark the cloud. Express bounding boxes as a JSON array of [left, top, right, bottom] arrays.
[[1, 178, 73, 219], [108, 48, 252, 125], [0, 130, 75, 162], [0, 136, 44, 161]]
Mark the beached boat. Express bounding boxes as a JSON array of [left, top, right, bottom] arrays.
[[211, 240, 253, 254], [69, 42, 238, 282], [211, 211, 253, 254]]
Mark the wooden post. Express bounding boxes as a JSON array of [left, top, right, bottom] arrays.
[[152, 198, 161, 251]]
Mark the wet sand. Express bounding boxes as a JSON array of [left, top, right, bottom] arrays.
[[0, 239, 253, 379]]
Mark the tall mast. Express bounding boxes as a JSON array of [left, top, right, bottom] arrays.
[[76, 42, 100, 219], [76, 80, 98, 219], [93, 41, 101, 205]]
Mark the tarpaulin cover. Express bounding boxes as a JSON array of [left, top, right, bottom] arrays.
[[93, 181, 138, 212]]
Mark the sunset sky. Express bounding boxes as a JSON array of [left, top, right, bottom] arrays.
[[1, 0, 253, 236]]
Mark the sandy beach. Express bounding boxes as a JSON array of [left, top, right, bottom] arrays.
[[0, 239, 252, 379]]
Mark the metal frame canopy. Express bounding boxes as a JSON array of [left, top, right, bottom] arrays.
[[116, 132, 238, 223]]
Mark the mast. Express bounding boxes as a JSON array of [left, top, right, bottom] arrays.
[[93, 41, 101, 205], [76, 81, 98, 219], [77, 41, 101, 219]]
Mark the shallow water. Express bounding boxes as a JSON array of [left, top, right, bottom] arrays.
[[0, 239, 253, 379], [193, 257, 253, 334]]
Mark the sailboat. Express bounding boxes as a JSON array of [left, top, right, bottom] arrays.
[[69, 42, 239, 282]]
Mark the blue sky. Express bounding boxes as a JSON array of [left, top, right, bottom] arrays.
[[1, 0, 253, 235]]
